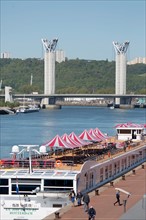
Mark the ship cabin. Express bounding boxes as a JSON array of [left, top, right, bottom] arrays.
[[116, 123, 144, 141]]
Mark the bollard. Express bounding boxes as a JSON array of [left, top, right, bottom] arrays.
[[122, 175, 126, 180], [55, 211, 60, 219], [142, 164, 144, 169], [123, 199, 127, 213], [95, 189, 99, 195], [110, 181, 114, 186], [132, 169, 136, 175]]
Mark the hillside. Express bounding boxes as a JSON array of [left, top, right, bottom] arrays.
[[0, 58, 145, 94]]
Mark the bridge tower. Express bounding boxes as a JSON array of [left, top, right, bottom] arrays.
[[41, 38, 58, 106], [113, 41, 130, 106]]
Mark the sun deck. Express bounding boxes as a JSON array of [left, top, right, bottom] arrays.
[[0, 137, 145, 172]]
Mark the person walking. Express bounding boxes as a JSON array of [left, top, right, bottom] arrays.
[[82, 192, 90, 212], [69, 189, 76, 207], [76, 190, 83, 206], [114, 190, 121, 206], [88, 206, 96, 220]]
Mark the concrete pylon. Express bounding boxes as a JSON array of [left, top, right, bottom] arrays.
[[41, 38, 58, 107], [113, 41, 130, 107]]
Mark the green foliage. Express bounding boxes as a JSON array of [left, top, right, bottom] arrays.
[[0, 100, 20, 107], [0, 58, 145, 94]]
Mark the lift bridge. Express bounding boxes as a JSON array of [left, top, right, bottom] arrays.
[[1, 92, 146, 107], [1, 39, 146, 108]]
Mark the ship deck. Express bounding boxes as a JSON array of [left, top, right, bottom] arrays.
[[0, 137, 145, 172]]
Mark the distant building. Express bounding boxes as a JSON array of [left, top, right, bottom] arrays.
[[127, 57, 146, 65], [55, 50, 65, 63], [5, 86, 13, 102], [1, 52, 11, 59]]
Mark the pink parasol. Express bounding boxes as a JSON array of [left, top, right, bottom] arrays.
[[61, 133, 81, 148], [78, 129, 97, 142], [69, 132, 90, 146], [42, 134, 75, 149]]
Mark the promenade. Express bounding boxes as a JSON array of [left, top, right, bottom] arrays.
[[45, 165, 146, 220]]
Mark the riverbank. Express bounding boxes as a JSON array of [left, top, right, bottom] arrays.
[[56, 101, 146, 108], [44, 164, 146, 220]]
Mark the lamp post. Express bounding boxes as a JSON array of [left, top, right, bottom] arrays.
[[123, 194, 130, 213]]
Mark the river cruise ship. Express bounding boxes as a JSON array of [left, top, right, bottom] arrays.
[[0, 123, 146, 220]]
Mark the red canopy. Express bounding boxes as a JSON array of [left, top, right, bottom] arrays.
[[69, 132, 89, 146], [115, 122, 143, 128], [94, 128, 107, 140], [61, 133, 81, 148], [42, 135, 74, 149], [88, 128, 102, 142], [78, 129, 97, 142]]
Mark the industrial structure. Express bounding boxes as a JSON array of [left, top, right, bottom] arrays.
[[41, 38, 58, 106], [113, 41, 130, 106]]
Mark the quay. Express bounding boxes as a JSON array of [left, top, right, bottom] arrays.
[[44, 164, 146, 220], [56, 101, 146, 109]]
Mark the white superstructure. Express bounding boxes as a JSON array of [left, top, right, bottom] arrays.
[[41, 38, 58, 105], [0, 144, 146, 219], [113, 41, 130, 105]]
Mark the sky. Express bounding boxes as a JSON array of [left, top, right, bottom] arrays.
[[1, 0, 145, 61]]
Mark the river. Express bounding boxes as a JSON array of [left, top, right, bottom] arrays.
[[0, 106, 145, 159]]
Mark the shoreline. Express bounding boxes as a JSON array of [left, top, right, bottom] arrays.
[[56, 102, 146, 108]]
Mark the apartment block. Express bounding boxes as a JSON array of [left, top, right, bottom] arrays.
[[127, 57, 146, 65], [55, 50, 65, 63]]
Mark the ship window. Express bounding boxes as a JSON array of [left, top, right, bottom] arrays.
[[54, 172, 66, 176], [0, 187, 9, 194], [11, 184, 40, 194], [31, 171, 44, 175], [53, 204, 62, 207], [66, 172, 77, 176], [44, 179, 73, 187], [16, 170, 28, 175], [119, 130, 131, 134], [11, 178, 41, 184], [0, 179, 8, 185], [3, 171, 16, 175], [17, 170, 28, 173], [45, 171, 54, 174], [44, 170, 55, 175]]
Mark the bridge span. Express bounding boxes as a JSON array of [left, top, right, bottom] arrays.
[[1, 93, 145, 108], [0, 93, 145, 99]]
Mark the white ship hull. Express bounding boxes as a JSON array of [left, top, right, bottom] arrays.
[[0, 194, 69, 220]]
